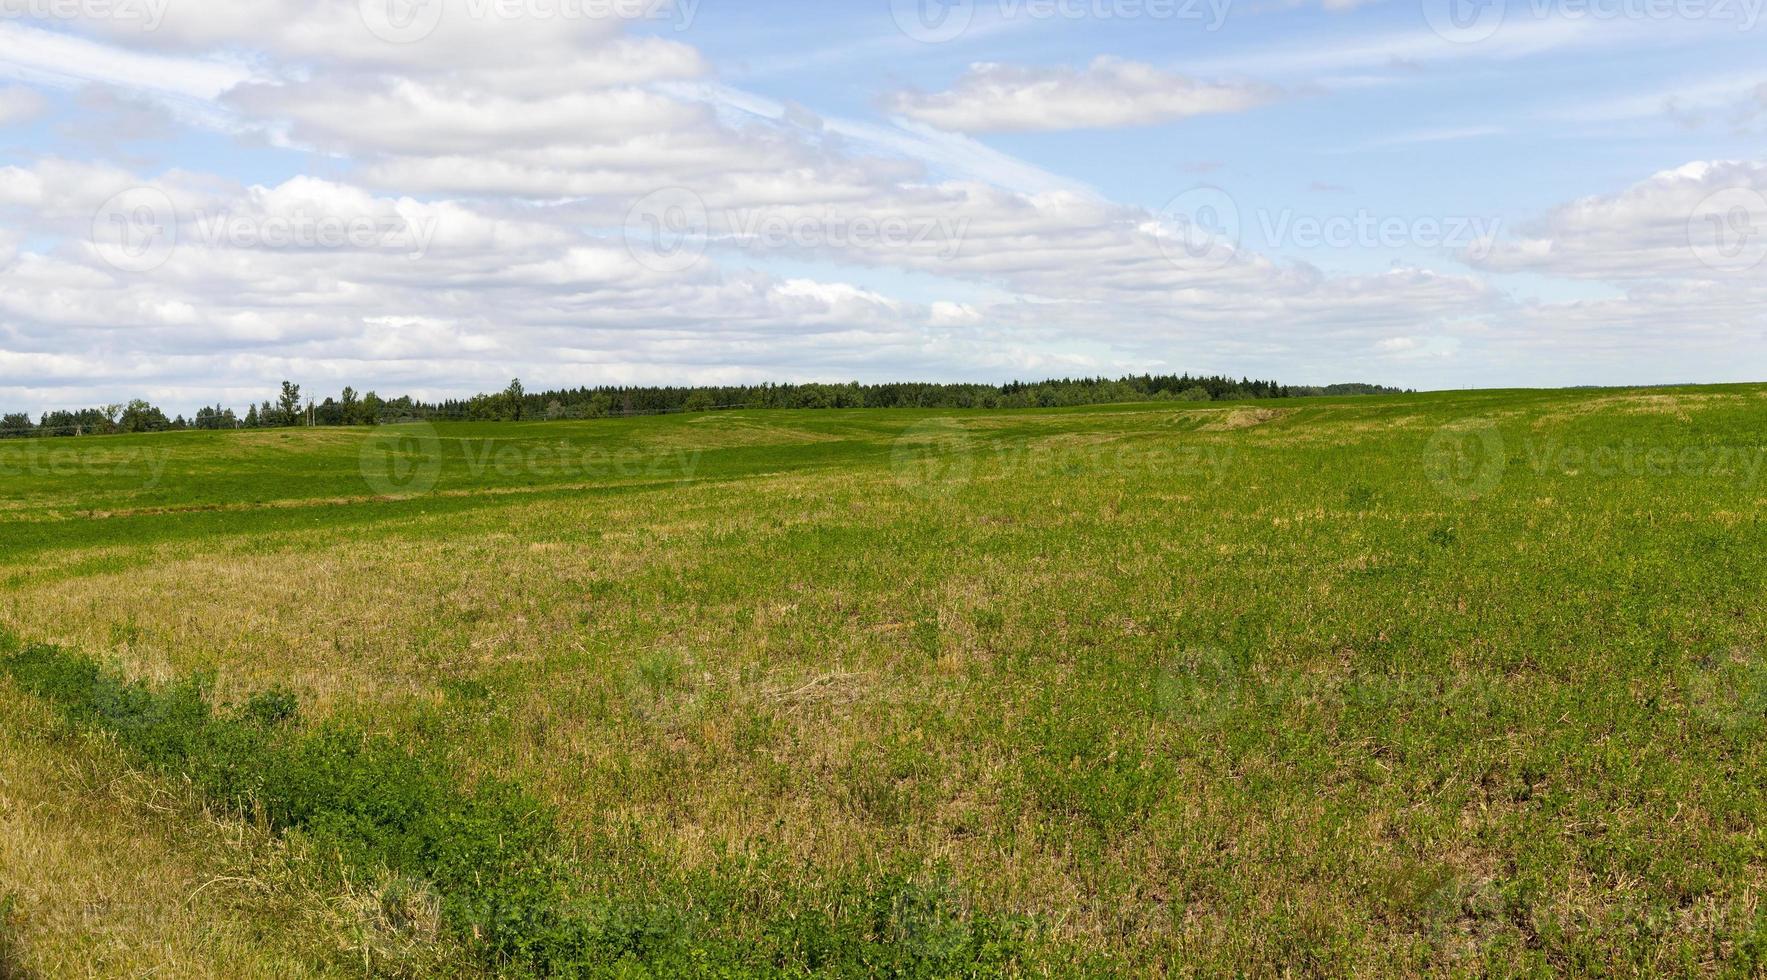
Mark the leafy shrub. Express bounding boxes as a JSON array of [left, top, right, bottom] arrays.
[[241, 687, 299, 727]]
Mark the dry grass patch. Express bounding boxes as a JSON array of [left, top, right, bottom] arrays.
[[1201, 408, 1290, 431], [0, 688, 386, 978]]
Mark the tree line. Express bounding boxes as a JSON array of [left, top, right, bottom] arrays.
[[1, 375, 1407, 437]]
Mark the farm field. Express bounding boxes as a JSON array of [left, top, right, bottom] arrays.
[[1, 385, 1765, 977]]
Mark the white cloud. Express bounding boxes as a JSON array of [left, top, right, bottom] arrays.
[[1555, 73, 1767, 128], [930, 302, 984, 326], [886, 58, 1279, 133], [1, 3, 1762, 410], [0, 22, 253, 100], [228, 77, 709, 157], [1364, 125, 1505, 147], [1185, 16, 1613, 80], [0, 146, 1524, 410], [62, 0, 639, 70], [1473, 159, 1767, 282], [662, 82, 1096, 196], [0, 85, 45, 124]]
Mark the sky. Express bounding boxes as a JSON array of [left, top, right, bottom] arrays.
[[0, 0, 1764, 414]]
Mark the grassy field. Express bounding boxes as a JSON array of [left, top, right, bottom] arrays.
[[1, 385, 1765, 977]]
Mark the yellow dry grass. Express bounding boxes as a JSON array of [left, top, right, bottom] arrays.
[[1200, 408, 1289, 431], [0, 689, 334, 978]]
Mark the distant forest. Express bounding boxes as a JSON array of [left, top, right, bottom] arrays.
[[2, 375, 1409, 437]]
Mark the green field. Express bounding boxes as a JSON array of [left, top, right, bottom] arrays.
[[2, 385, 1765, 977]]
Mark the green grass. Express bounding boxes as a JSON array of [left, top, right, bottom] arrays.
[[1, 385, 1765, 976], [1, 642, 1027, 978]]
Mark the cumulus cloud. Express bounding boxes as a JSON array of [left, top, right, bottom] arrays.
[[227, 77, 710, 158], [1473, 160, 1767, 281], [0, 142, 1516, 411], [1445, 160, 1767, 383], [58, 0, 646, 70], [886, 58, 1279, 133], [0, 2, 1761, 410]]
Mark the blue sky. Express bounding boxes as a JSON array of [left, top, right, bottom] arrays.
[[0, 0, 1764, 413]]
